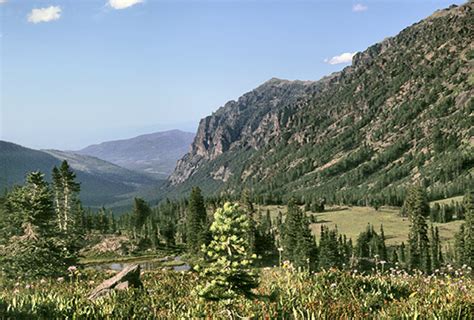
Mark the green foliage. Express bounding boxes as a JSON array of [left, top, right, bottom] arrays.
[[454, 192, 474, 268], [0, 172, 73, 279], [169, 4, 474, 210], [282, 198, 317, 270], [1, 267, 472, 319], [355, 224, 388, 271], [186, 187, 208, 254], [405, 185, 431, 273], [195, 203, 259, 300]]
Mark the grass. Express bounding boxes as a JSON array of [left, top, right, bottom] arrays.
[[430, 195, 464, 205], [1, 267, 472, 319], [258, 204, 464, 247]]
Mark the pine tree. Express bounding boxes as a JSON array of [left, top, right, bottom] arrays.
[[52, 161, 81, 232], [461, 192, 474, 267], [196, 203, 259, 300], [132, 198, 151, 238], [282, 198, 317, 269], [430, 225, 441, 270], [399, 242, 406, 265], [282, 198, 301, 262], [186, 187, 208, 253], [318, 226, 343, 269], [404, 185, 431, 273], [379, 224, 388, 260], [0, 172, 69, 278], [241, 188, 256, 254]]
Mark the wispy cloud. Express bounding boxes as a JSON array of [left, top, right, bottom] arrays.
[[108, 0, 143, 10], [0, 0, 8, 4], [27, 6, 62, 24], [353, 4, 368, 12], [324, 52, 357, 65]]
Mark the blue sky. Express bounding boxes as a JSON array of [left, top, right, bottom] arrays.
[[0, 0, 466, 149]]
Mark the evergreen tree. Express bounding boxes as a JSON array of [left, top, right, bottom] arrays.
[[282, 198, 300, 262], [52, 161, 81, 232], [241, 188, 256, 254], [196, 203, 259, 300], [318, 226, 343, 269], [186, 187, 208, 253], [379, 224, 388, 260], [281, 198, 317, 269], [132, 198, 151, 236], [430, 225, 441, 270], [399, 242, 406, 265], [404, 185, 431, 273], [454, 192, 474, 268], [461, 192, 474, 267], [0, 172, 70, 278]]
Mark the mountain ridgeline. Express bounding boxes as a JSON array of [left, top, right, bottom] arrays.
[[169, 3, 474, 205], [78, 130, 195, 180], [0, 141, 162, 208]]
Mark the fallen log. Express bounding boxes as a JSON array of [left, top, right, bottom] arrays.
[[88, 264, 143, 300]]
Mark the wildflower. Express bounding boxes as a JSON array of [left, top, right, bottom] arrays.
[[330, 283, 337, 289], [40, 279, 46, 284], [57, 277, 64, 283], [25, 284, 31, 289], [68, 266, 77, 272]]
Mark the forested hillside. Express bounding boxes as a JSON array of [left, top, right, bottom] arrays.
[[169, 3, 474, 205]]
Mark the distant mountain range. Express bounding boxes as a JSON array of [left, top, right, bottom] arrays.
[[0, 129, 195, 209], [77, 129, 195, 180], [0, 140, 163, 208], [168, 3, 474, 203]]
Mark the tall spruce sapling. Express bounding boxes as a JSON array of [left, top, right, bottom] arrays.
[[196, 203, 259, 301]]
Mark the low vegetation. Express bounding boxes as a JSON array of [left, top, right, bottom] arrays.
[[1, 266, 472, 319]]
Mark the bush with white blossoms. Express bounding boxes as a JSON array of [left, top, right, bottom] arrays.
[[195, 202, 259, 301]]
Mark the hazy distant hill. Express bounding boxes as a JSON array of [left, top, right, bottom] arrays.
[[0, 141, 162, 207], [168, 3, 474, 203], [77, 130, 195, 179]]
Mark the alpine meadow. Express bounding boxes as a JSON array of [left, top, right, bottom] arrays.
[[0, 1, 473, 319]]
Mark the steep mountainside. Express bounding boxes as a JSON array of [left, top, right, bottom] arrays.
[[78, 130, 195, 179], [169, 3, 474, 205], [0, 141, 161, 207]]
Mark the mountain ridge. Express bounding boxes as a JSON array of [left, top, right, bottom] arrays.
[[78, 129, 195, 179], [0, 140, 162, 208], [168, 2, 474, 204]]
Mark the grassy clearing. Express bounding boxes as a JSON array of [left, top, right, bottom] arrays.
[[430, 195, 464, 205], [259, 204, 463, 247], [310, 206, 463, 246]]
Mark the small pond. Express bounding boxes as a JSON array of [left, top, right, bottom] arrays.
[[90, 256, 191, 272]]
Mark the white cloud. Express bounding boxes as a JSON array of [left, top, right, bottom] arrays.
[[27, 6, 62, 24], [108, 0, 143, 10], [0, 0, 8, 4], [353, 4, 368, 12], [324, 52, 357, 65]]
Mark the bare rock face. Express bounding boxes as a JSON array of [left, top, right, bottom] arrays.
[[168, 78, 314, 185], [88, 264, 143, 300]]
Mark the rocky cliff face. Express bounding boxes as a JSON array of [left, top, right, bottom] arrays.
[[168, 3, 473, 202], [169, 79, 315, 184]]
